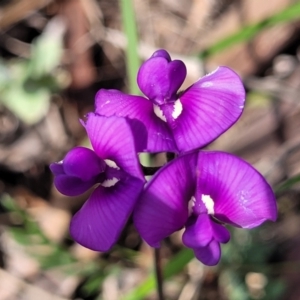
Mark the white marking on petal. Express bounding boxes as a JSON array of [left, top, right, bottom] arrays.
[[237, 190, 249, 206], [58, 160, 63, 164], [153, 104, 167, 122], [202, 194, 215, 215], [188, 196, 196, 216], [102, 177, 119, 187], [239, 104, 244, 109], [99, 100, 110, 108], [201, 81, 213, 88], [104, 159, 120, 169], [172, 99, 183, 119]]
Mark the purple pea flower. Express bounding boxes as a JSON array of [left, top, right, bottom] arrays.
[[133, 151, 277, 266], [50, 113, 145, 251], [95, 49, 245, 153]]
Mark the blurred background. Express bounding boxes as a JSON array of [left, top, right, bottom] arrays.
[[0, 0, 300, 299]]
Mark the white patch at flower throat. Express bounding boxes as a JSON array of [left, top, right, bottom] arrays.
[[153, 99, 183, 122], [172, 99, 183, 119], [188, 196, 196, 216], [202, 195, 215, 215], [102, 177, 119, 187], [104, 159, 120, 169], [153, 104, 166, 122]]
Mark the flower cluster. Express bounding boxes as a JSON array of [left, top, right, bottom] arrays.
[[51, 49, 277, 266]]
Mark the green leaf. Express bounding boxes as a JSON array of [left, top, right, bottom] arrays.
[[1, 194, 79, 270], [10, 227, 32, 245], [0, 60, 51, 124], [199, 2, 300, 58], [81, 270, 108, 295], [122, 248, 194, 300], [0, 59, 10, 90], [39, 248, 76, 269], [1, 194, 20, 211], [1, 81, 50, 125], [0, 19, 66, 125], [28, 18, 64, 78]]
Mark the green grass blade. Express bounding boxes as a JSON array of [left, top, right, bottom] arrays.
[[122, 248, 194, 300], [200, 2, 300, 59], [119, 0, 140, 94]]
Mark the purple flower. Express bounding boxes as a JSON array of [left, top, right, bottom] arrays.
[[50, 114, 145, 251], [95, 49, 245, 153], [133, 151, 277, 266]]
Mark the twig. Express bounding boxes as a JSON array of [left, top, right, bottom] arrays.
[[0, 0, 52, 30]]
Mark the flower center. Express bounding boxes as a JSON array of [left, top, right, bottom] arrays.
[[188, 196, 196, 216], [101, 159, 121, 187], [102, 177, 119, 187], [190, 194, 215, 216], [153, 104, 167, 122], [153, 99, 183, 123], [172, 99, 183, 119], [104, 159, 120, 169]]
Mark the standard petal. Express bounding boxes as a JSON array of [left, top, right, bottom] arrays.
[[95, 89, 177, 152], [54, 175, 96, 196], [70, 176, 144, 251], [167, 60, 187, 101], [137, 56, 186, 104], [63, 147, 105, 181], [151, 49, 171, 61], [83, 113, 144, 180], [193, 240, 221, 266], [182, 214, 213, 248], [173, 67, 245, 152], [134, 152, 198, 247], [196, 151, 277, 228]]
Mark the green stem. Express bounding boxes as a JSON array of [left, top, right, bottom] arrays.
[[154, 248, 164, 300], [152, 152, 177, 300], [119, 0, 140, 94]]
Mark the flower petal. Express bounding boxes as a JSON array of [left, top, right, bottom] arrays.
[[50, 162, 64, 176], [95, 89, 177, 152], [193, 240, 221, 266], [196, 151, 277, 228], [63, 147, 105, 181], [137, 55, 186, 104], [70, 176, 144, 251], [182, 214, 213, 248], [54, 175, 96, 196], [83, 113, 144, 180], [134, 152, 198, 247], [151, 49, 171, 61], [211, 221, 230, 244], [173, 67, 245, 152]]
